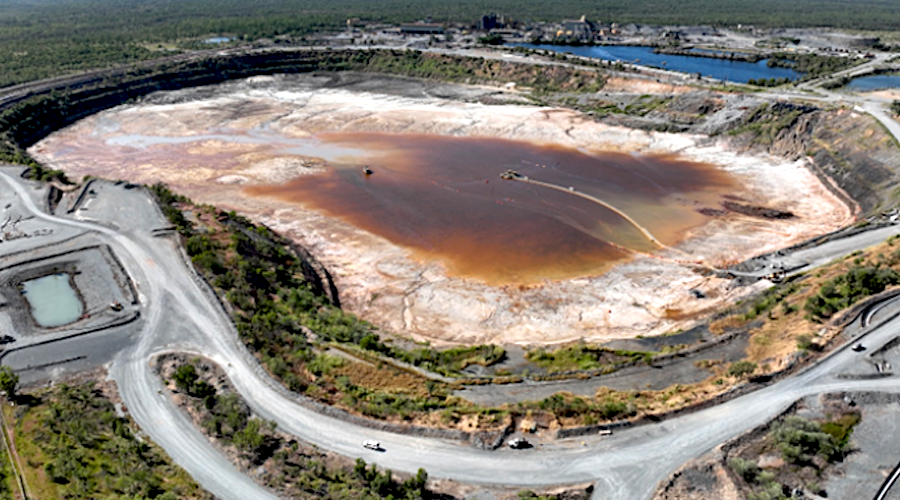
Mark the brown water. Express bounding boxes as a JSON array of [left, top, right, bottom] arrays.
[[246, 132, 736, 284]]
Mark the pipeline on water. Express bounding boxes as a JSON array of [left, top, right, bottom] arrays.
[[499, 169, 719, 271]]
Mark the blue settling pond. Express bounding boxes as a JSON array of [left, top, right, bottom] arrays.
[[21, 274, 83, 328], [204, 36, 233, 44], [846, 74, 900, 91], [513, 44, 801, 83]]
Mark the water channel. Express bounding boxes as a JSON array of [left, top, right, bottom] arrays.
[[847, 73, 900, 91], [512, 44, 801, 83]]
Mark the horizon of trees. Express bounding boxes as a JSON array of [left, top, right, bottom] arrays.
[[1, 0, 900, 87]]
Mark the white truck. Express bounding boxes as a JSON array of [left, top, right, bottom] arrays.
[[509, 437, 531, 449]]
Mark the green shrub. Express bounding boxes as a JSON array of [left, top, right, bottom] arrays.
[[727, 360, 757, 378], [744, 282, 799, 320], [173, 364, 199, 391], [804, 266, 900, 320], [768, 53, 862, 80], [771, 416, 839, 464], [0, 366, 19, 398], [525, 344, 653, 372], [29, 383, 208, 499], [479, 33, 505, 45], [729, 457, 761, 483]]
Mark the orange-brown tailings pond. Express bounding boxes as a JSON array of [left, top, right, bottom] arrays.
[[244, 132, 736, 284]]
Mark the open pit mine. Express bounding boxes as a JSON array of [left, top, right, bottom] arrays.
[[29, 73, 854, 346]]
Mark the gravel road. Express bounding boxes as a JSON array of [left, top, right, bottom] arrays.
[[5, 168, 900, 500]]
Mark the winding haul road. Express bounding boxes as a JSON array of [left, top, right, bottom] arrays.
[[4, 160, 900, 500], [3, 50, 900, 500]]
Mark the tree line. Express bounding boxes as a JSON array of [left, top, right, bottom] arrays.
[[2, 0, 900, 88]]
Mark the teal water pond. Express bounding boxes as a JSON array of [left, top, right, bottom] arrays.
[[21, 274, 83, 328]]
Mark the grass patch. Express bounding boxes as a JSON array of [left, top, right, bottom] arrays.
[[332, 361, 431, 397], [11, 382, 209, 500], [358, 340, 506, 376], [5, 402, 56, 500], [727, 360, 758, 378], [0, 411, 17, 500], [821, 412, 861, 450], [525, 343, 655, 373]]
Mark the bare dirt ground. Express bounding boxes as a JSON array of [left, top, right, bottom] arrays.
[[601, 76, 695, 94], [653, 392, 898, 500], [862, 89, 900, 100], [29, 74, 854, 345]]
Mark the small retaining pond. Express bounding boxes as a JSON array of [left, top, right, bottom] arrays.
[[21, 273, 83, 327]]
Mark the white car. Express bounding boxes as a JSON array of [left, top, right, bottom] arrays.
[[363, 440, 382, 451]]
